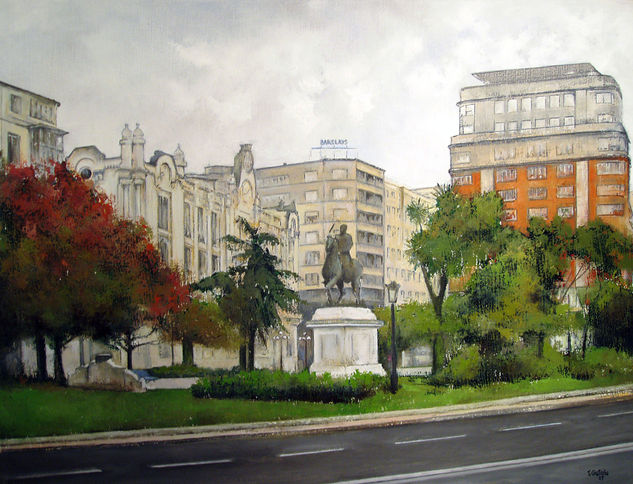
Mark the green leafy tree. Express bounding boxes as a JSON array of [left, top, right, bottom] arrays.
[[406, 186, 508, 372], [192, 217, 299, 371]]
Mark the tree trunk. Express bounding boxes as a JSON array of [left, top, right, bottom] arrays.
[[567, 330, 572, 357], [537, 332, 545, 358], [431, 334, 446, 375], [581, 324, 588, 359], [182, 336, 194, 366], [53, 335, 66, 386], [35, 332, 48, 381], [239, 345, 247, 371], [126, 331, 134, 370], [247, 332, 256, 371]]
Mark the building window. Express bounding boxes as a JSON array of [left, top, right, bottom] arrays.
[[508, 99, 518, 112], [357, 211, 382, 226], [527, 166, 547, 180], [498, 189, 517, 202], [261, 175, 289, 187], [159, 237, 170, 262], [535, 118, 546, 128], [198, 250, 208, 276], [305, 190, 318, 201], [494, 100, 505, 114], [557, 186, 574, 198], [453, 175, 472, 186], [158, 195, 170, 231], [460, 104, 474, 116], [558, 206, 575, 218], [597, 184, 625, 197], [332, 168, 348, 179], [557, 163, 574, 177], [507, 121, 518, 132], [496, 168, 517, 183], [197, 207, 207, 243], [332, 188, 348, 200], [521, 120, 532, 131], [305, 273, 320, 286], [528, 187, 547, 200], [535, 96, 546, 109], [596, 92, 614, 104], [305, 231, 319, 244], [304, 251, 320, 265], [358, 189, 382, 206], [460, 123, 474, 134], [454, 152, 471, 165], [564, 116, 575, 127], [527, 144, 547, 157], [504, 209, 517, 222], [495, 122, 505, 132], [7, 133, 20, 164], [494, 148, 516, 161], [522, 98, 532, 112], [10, 95, 22, 114], [528, 207, 548, 219], [184, 247, 192, 276], [212, 255, 220, 272], [550, 95, 560, 108], [556, 144, 573, 155], [596, 113, 614, 123], [563, 93, 575, 107], [184, 203, 192, 239], [304, 170, 318, 182], [598, 137, 626, 152], [597, 204, 624, 216], [597, 161, 626, 174], [211, 212, 219, 245], [549, 118, 560, 127], [357, 230, 383, 247], [304, 211, 319, 224]]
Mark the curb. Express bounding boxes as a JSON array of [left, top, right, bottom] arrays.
[[2, 383, 633, 452]]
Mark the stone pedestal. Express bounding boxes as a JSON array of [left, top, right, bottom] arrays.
[[306, 307, 386, 377]]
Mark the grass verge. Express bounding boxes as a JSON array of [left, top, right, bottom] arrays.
[[2, 374, 632, 439]]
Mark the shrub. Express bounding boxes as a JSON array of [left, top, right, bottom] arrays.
[[191, 370, 388, 403]]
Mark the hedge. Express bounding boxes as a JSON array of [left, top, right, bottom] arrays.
[[191, 370, 388, 403]]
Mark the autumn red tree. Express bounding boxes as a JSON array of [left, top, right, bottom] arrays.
[[0, 162, 182, 381]]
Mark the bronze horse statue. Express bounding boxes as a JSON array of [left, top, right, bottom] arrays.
[[322, 234, 363, 305]]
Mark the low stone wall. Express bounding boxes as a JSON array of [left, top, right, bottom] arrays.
[[68, 354, 146, 392], [145, 377, 198, 390]]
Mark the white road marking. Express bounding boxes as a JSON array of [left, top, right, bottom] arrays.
[[395, 434, 467, 445], [499, 422, 562, 432], [331, 442, 633, 483], [598, 409, 633, 418], [279, 447, 345, 458], [11, 468, 102, 480], [149, 458, 233, 469]]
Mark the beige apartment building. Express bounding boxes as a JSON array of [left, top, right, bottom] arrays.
[[256, 159, 386, 306], [0, 81, 66, 167], [384, 182, 434, 304], [449, 63, 630, 234]]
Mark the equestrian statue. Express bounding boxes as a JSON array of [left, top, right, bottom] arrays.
[[321, 224, 363, 305]]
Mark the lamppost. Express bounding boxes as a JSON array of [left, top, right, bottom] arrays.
[[273, 331, 289, 371], [385, 281, 400, 394], [298, 331, 311, 371]]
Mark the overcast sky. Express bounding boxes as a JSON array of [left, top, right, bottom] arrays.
[[2, 0, 633, 188]]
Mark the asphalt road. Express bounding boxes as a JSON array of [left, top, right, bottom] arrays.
[[1, 399, 632, 483]]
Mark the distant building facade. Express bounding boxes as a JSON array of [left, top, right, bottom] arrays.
[[62, 129, 302, 373], [256, 159, 386, 306], [384, 181, 434, 304], [0, 81, 67, 167], [449, 63, 630, 234]]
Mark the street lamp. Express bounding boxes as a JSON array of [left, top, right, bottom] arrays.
[[273, 331, 289, 371], [298, 331, 311, 371], [385, 281, 400, 394]]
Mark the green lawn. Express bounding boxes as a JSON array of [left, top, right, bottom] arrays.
[[2, 374, 632, 439]]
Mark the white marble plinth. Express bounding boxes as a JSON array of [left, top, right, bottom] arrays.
[[306, 307, 386, 377]]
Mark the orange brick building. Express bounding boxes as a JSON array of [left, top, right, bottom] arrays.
[[449, 63, 630, 235]]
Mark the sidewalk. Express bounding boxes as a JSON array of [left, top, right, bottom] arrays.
[[2, 383, 633, 452]]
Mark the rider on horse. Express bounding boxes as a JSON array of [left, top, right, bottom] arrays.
[[335, 224, 354, 279]]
